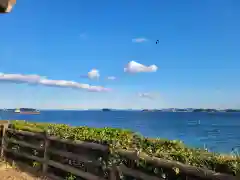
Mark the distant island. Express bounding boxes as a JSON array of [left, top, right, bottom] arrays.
[[0, 108, 40, 114], [102, 108, 111, 112], [141, 108, 240, 112]]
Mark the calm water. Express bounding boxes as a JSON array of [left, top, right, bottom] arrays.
[[0, 110, 240, 153]]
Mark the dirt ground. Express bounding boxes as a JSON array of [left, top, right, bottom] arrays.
[[0, 162, 48, 180]]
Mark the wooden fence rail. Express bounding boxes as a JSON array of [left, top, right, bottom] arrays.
[[0, 122, 238, 180]]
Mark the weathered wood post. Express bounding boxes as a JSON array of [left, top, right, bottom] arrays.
[[109, 166, 119, 180], [42, 130, 50, 174], [0, 120, 9, 159], [108, 147, 119, 180]]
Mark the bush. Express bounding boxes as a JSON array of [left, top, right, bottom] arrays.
[[10, 120, 240, 176]]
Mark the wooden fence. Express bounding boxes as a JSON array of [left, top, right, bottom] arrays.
[[0, 121, 237, 180]]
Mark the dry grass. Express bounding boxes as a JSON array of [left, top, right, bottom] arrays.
[[0, 161, 49, 180]]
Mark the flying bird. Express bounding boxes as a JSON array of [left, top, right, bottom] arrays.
[[156, 40, 159, 44]]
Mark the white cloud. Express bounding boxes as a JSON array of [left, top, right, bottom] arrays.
[[107, 76, 116, 80], [87, 69, 100, 79], [124, 61, 158, 73], [0, 73, 43, 83], [138, 92, 159, 100], [132, 38, 148, 43], [138, 93, 154, 99], [0, 73, 110, 92]]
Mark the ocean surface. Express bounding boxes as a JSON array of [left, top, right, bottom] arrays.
[[0, 110, 240, 153]]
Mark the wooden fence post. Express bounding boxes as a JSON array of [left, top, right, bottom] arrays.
[[110, 166, 119, 180], [0, 125, 4, 158], [42, 131, 49, 174], [0, 121, 9, 159]]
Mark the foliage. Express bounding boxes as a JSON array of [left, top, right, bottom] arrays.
[[10, 120, 240, 175], [65, 173, 76, 180]]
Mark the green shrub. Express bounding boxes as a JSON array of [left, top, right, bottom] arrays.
[[10, 120, 240, 175]]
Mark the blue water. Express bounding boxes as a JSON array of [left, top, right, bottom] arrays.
[[1, 110, 240, 153]]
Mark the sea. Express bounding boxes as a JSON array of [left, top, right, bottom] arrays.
[[0, 110, 240, 154]]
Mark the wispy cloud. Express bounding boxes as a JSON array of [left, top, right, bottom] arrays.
[[138, 93, 154, 99], [0, 73, 110, 92], [106, 76, 116, 80], [124, 61, 158, 73], [138, 92, 159, 100], [132, 37, 148, 43]]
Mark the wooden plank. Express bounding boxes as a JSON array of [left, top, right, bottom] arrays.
[[6, 128, 108, 151], [118, 165, 163, 180], [6, 128, 44, 138], [7, 138, 103, 166], [48, 136, 108, 152], [118, 150, 237, 180], [46, 173, 65, 180], [48, 147, 102, 166], [4, 148, 44, 163], [4, 147, 104, 180], [5, 138, 44, 151], [43, 133, 49, 174], [48, 160, 105, 180]]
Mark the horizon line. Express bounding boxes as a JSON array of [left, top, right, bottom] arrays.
[[1, 108, 239, 111]]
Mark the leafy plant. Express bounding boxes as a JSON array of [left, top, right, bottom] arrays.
[[65, 173, 76, 180], [10, 120, 240, 175], [32, 161, 40, 168]]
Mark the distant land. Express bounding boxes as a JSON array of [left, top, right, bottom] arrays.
[[102, 108, 240, 112], [0, 108, 240, 112], [141, 108, 240, 112]]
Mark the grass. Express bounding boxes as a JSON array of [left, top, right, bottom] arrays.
[[9, 120, 240, 175]]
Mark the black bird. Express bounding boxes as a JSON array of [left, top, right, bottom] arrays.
[[156, 40, 159, 44]]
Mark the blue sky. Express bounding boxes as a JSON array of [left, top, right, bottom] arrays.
[[0, 0, 240, 109]]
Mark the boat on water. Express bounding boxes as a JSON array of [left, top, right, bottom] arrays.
[[102, 108, 111, 112], [14, 108, 40, 114]]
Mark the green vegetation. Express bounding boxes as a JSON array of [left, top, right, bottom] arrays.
[[10, 120, 240, 176], [65, 173, 76, 180]]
